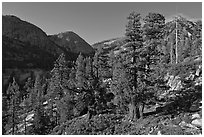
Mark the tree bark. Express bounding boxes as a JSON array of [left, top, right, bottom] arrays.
[[128, 95, 141, 121], [170, 40, 173, 64], [24, 111, 27, 135], [12, 100, 15, 135], [128, 103, 136, 121], [129, 95, 145, 121], [138, 102, 144, 119], [175, 18, 178, 64]]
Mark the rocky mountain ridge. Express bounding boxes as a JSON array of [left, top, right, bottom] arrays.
[[3, 15, 94, 69], [49, 31, 95, 55]]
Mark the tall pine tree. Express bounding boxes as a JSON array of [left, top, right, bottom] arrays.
[[5, 78, 21, 135], [124, 11, 144, 120]]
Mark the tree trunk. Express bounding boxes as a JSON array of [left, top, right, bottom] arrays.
[[12, 100, 15, 135], [170, 41, 173, 64], [24, 112, 27, 135], [12, 109, 15, 135], [128, 96, 140, 121], [138, 102, 145, 119], [128, 103, 136, 121], [129, 95, 145, 121], [86, 110, 92, 121], [175, 18, 178, 64]]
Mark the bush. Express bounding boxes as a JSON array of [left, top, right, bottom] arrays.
[[55, 114, 124, 135]]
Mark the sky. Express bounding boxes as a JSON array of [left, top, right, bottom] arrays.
[[2, 2, 202, 44]]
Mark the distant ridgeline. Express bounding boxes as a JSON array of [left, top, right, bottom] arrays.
[[2, 15, 94, 70], [2, 15, 95, 94]]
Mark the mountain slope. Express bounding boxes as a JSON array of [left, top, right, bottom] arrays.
[[3, 15, 63, 56], [2, 15, 95, 69], [49, 31, 95, 55], [92, 37, 127, 56], [2, 36, 56, 69], [92, 16, 201, 64], [2, 15, 95, 92]]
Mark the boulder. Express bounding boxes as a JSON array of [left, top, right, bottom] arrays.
[[172, 117, 182, 125], [191, 119, 202, 127], [179, 121, 196, 128], [167, 75, 183, 91], [182, 115, 192, 123], [195, 65, 202, 76], [191, 113, 201, 119]]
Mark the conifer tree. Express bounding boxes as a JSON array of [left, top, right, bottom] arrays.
[[139, 12, 165, 117], [48, 53, 69, 98], [191, 20, 202, 57], [108, 50, 115, 78], [46, 53, 69, 129], [122, 12, 166, 120], [123, 11, 143, 120], [67, 67, 77, 89], [21, 95, 30, 135], [2, 95, 8, 135], [75, 53, 86, 89], [111, 58, 130, 114], [24, 77, 34, 106], [5, 78, 21, 135], [32, 75, 47, 134], [84, 57, 94, 89], [56, 94, 75, 123], [97, 48, 110, 79], [21, 77, 31, 98], [93, 51, 100, 81]]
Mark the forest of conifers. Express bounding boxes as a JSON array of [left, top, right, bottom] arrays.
[[2, 12, 202, 135]]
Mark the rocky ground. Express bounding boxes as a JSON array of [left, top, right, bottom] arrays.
[[51, 99, 202, 135]]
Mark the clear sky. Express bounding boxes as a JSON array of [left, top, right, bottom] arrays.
[[2, 2, 202, 44]]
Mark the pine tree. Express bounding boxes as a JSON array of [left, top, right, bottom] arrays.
[[123, 11, 143, 120], [108, 50, 115, 78], [84, 57, 94, 89], [2, 95, 9, 134], [24, 77, 34, 106], [139, 12, 166, 118], [67, 67, 77, 89], [191, 20, 202, 57], [97, 48, 110, 79], [46, 53, 71, 129], [20, 95, 30, 135], [122, 12, 166, 120], [32, 75, 47, 134], [56, 94, 75, 123], [48, 53, 69, 98], [5, 78, 21, 135], [75, 53, 86, 90], [111, 58, 130, 114]]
